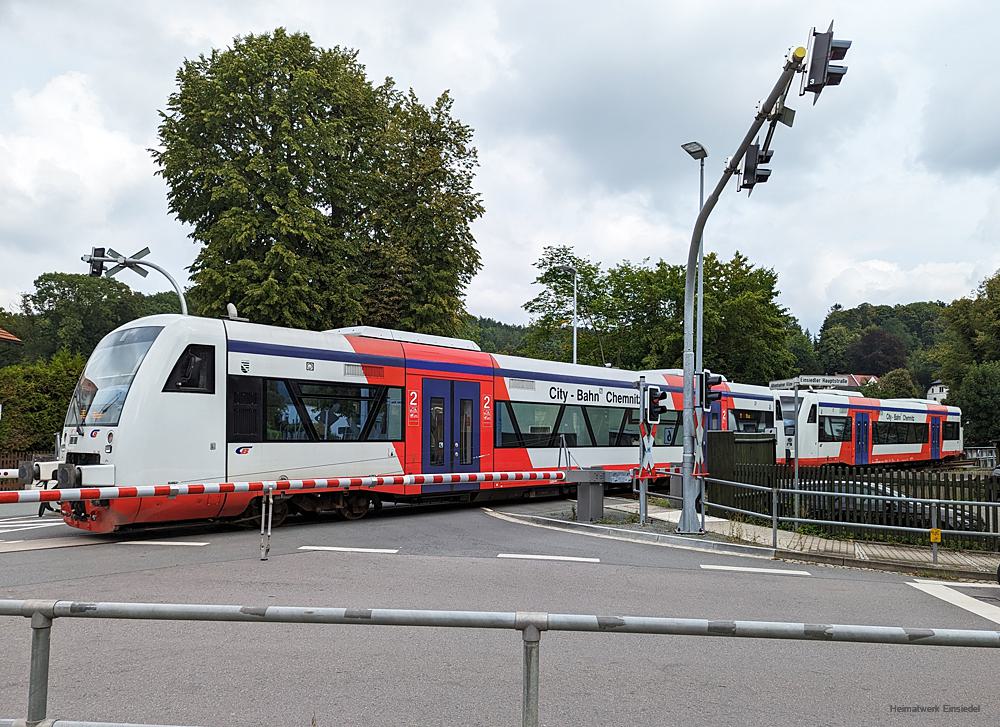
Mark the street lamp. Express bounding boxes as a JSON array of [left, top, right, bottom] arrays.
[[555, 264, 578, 364], [681, 141, 707, 382]]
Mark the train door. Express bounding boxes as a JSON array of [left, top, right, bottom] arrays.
[[930, 417, 941, 460], [854, 413, 870, 465], [421, 379, 480, 474]]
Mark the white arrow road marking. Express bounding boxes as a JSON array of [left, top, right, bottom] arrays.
[[909, 582, 1000, 625], [700, 564, 811, 576], [298, 546, 399, 554], [497, 553, 600, 563]]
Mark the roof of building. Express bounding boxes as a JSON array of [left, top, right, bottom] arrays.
[[0, 326, 21, 344]]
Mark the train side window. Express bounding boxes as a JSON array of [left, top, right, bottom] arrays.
[[819, 415, 851, 442], [163, 345, 215, 393], [555, 405, 593, 447], [807, 405, 816, 423], [943, 421, 960, 440], [264, 380, 311, 441]]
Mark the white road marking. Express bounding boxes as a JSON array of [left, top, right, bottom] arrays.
[[0, 540, 24, 544], [909, 582, 1000, 625], [116, 540, 209, 547], [0, 536, 106, 553], [914, 579, 1000, 589], [497, 553, 600, 563], [0, 522, 66, 534], [700, 564, 811, 576], [298, 545, 399, 554]]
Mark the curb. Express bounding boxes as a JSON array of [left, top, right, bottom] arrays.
[[490, 510, 776, 559], [776, 549, 998, 582]]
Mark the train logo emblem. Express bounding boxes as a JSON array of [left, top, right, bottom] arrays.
[[235, 446, 253, 455], [240, 360, 251, 373], [89, 429, 99, 438]]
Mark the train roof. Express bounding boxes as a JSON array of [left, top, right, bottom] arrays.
[[325, 326, 481, 351]]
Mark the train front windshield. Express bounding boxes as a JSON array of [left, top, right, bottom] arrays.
[[64, 326, 163, 429]]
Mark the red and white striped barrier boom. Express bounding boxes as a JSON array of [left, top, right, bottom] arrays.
[[0, 470, 567, 506]]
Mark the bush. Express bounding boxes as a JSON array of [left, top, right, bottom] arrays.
[[0, 351, 85, 450]]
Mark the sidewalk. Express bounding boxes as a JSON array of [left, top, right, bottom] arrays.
[[607, 499, 1000, 579]]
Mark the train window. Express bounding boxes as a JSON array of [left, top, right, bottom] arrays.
[[364, 388, 403, 441], [807, 405, 816, 424], [510, 402, 559, 447], [264, 381, 310, 441], [495, 401, 522, 447], [873, 422, 928, 445], [619, 409, 641, 447], [555, 405, 593, 447], [818, 416, 852, 442], [459, 399, 474, 464], [429, 397, 445, 466], [655, 409, 683, 446], [730, 409, 774, 433], [585, 407, 626, 447], [163, 345, 215, 393], [943, 422, 960, 440]]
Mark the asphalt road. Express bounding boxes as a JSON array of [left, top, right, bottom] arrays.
[[0, 498, 998, 726]]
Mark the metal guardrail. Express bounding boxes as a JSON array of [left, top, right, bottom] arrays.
[[701, 475, 1000, 562], [1, 598, 999, 727]]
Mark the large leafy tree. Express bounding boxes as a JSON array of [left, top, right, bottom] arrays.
[[0, 273, 179, 364], [845, 327, 908, 375], [153, 29, 483, 335]]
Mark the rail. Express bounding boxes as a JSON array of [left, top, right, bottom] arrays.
[[701, 475, 1000, 562], [1, 598, 998, 727]]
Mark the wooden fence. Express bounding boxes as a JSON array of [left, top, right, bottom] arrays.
[[706, 464, 1000, 550], [0, 451, 53, 491]]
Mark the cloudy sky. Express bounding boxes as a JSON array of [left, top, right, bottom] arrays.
[[1, 0, 998, 333]]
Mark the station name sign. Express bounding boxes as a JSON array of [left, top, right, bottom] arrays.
[[768, 375, 850, 390]]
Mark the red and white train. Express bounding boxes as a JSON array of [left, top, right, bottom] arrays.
[[29, 314, 685, 532], [711, 382, 963, 466]]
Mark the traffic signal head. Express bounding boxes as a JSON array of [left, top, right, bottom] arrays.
[[801, 21, 852, 102], [645, 385, 669, 425], [701, 370, 725, 411], [739, 144, 772, 193], [88, 247, 105, 277]]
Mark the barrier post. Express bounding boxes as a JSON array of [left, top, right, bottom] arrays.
[[931, 506, 939, 565], [521, 625, 541, 727], [27, 611, 53, 727], [771, 483, 779, 550]]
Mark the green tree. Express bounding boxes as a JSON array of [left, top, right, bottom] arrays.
[[934, 270, 1000, 389], [0, 350, 85, 451], [815, 324, 857, 374], [860, 367, 919, 399], [153, 28, 483, 335], [521, 247, 794, 383], [845, 327, 908, 375], [949, 361, 1000, 445], [786, 321, 820, 375]]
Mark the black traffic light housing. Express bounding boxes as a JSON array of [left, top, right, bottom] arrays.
[[645, 385, 669, 425], [701, 370, 724, 411], [89, 247, 105, 277], [739, 144, 773, 193], [802, 21, 852, 102]]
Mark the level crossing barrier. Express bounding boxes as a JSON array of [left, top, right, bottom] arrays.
[[1, 598, 998, 727], [0, 470, 567, 559]]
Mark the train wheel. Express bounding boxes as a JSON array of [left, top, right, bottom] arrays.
[[341, 493, 373, 520]]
